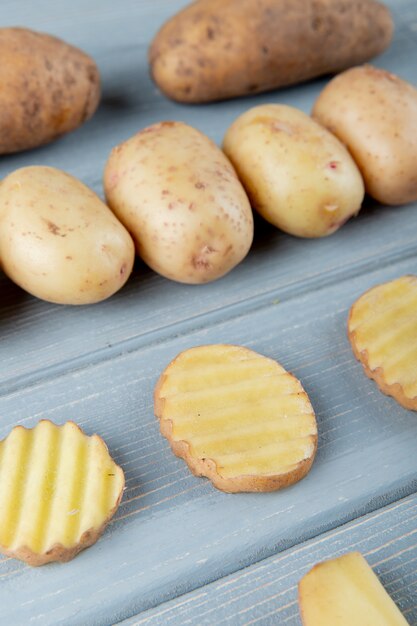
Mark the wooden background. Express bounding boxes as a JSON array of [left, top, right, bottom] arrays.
[[0, 0, 416, 624]]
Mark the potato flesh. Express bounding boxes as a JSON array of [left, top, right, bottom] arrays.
[[349, 275, 417, 400], [0, 166, 134, 304], [299, 552, 409, 625], [104, 122, 253, 284], [157, 344, 317, 479], [223, 104, 364, 237], [313, 66, 417, 205], [0, 421, 124, 559]]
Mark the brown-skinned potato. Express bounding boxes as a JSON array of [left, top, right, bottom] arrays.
[[0, 28, 100, 154], [149, 0, 393, 103]]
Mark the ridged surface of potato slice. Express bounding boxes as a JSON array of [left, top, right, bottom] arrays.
[[154, 344, 317, 493], [0, 420, 124, 566], [348, 275, 417, 410], [298, 551, 409, 625]]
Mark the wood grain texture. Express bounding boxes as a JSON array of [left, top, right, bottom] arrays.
[[120, 494, 417, 625], [0, 0, 416, 624], [1, 0, 416, 392], [2, 257, 417, 625]]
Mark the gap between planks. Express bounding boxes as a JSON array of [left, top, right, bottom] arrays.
[[1, 240, 416, 399]]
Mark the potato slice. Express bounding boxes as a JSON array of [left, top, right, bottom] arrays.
[[154, 344, 317, 492], [298, 552, 409, 625], [0, 420, 124, 566], [348, 275, 417, 410]]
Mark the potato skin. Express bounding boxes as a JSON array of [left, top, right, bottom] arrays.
[[223, 104, 365, 238], [313, 66, 417, 205], [104, 122, 254, 284], [0, 28, 100, 154], [0, 167, 135, 305], [149, 0, 393, 103]]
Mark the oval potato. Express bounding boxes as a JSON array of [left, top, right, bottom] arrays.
[[0, 167, 135, 305], [149, 0, 393, 103], [0, 28, 100, 154], [313, 65, 417, 205], [223, 104, 365, 238], [104, 121, 254, 284]]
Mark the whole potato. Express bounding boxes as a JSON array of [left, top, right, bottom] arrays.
[[104, 122, 254, 284], [223, 104, 365, 238], [0, 28, 100, 154], [313, 65, 417, 205], [149, 0, 393, 103], [0, 167, 134, 305]]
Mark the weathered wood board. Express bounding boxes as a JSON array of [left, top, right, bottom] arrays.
[[120, 494, 417, 625], [0, 0, 416, 624]]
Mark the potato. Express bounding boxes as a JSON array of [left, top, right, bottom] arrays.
[[312, 65, 417, 205], [104, 121, 254, 284], [298, 552, 409, 626], [0, 167, 135, 305], [149, 0, 393, 103], [0, 28, 100, 154], [223, 104, 365, 238]]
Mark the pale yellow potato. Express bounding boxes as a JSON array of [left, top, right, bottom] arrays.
[[0, 167, 135, 305], [104, 121, 254, 284], [223, 104, 365, 238], [313, 65, 417, 205]]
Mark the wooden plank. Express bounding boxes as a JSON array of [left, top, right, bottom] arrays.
[[119, 494, 417, 625], [1, 256, 417, 625], [1, 0, 416, 392], [0, 1, 416, 625]]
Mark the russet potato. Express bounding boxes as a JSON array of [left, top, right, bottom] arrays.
[[104, 121, 254, 284], [149, 0, 393, 103], [0, 28, 100, 154], [0, 167, 134, 305]]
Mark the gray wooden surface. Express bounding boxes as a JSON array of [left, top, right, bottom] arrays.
[[120, 494, 417, 625], [0, 1, 416, 625]]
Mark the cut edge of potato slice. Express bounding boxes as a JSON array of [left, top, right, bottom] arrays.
[[154, 344, 318, 493], [348, 276, 417, 411], [298, 551, 410, 626], [0, 420, 125, 566]]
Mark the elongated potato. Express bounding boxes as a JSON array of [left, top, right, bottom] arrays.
[[313, 66, 417, 205], [223, 104, 365, 238], [149, 0, 393, 103], [0, 167, 135, 305], [104, 122, 254, 284], [0, 28, 100, 154]]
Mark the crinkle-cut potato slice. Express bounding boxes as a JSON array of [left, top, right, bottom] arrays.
[[348, 275, 417, 411], [0, 420, 124, 566], [298, 552, 409, 626], [154, 345, 317, 493]]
